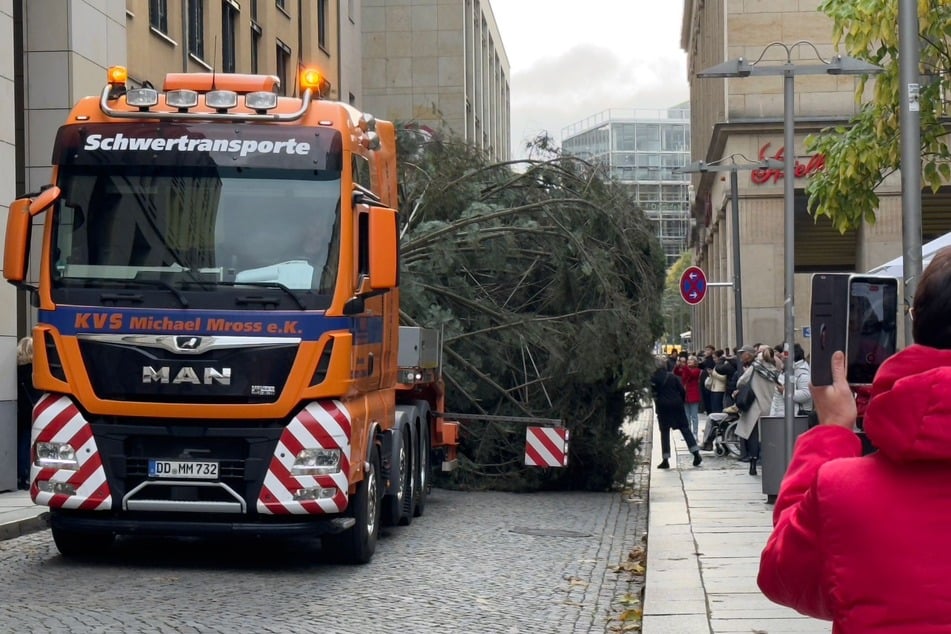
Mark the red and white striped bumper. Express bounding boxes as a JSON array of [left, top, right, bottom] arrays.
[[256, 400, 352, 515], [31, 394, 113, 510]]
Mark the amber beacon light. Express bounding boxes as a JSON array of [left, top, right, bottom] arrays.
[[107, 66, 128, 87], [300, 68, 323, 91]]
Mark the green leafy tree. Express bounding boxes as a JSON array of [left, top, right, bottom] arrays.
[[662, 252, 693, 347], [396, 130, 667, 491], [806, 0, 951, 231]]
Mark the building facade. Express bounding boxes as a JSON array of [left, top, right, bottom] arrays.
[[562, 106, 692, 267], [361, 0, 510, 161], [126, 0, 342, 98], [681, 0, 951, 351]]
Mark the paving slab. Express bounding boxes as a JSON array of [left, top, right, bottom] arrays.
[[643, 409, 830, 633]]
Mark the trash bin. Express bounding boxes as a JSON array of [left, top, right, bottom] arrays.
[[760, 415, 810, 503]]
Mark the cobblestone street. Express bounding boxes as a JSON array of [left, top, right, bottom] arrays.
[[0, 412, 654, 634]]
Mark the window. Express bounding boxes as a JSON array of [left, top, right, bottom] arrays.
[[635, 123, 661, 152], [614, 124, 635, 151], [188, 0, 205, 59], [276, 0, 286, 11], [251, 0, 258, 20], [149, 0, 168, 33], [276, 40, 291, 96], [663, 125, 688, 152], [352, 155, 371, 191], [251, 23, 262, 73], [317, 0, 328, 50], [222, 1, 237, 72], [347, 0, 354, 22]]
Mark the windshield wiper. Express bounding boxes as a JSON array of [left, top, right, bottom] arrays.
[[120, 279, 190, 308], [214, 281, 307, 310]]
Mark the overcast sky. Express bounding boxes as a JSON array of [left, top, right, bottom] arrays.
[[490, 1, 690, 160]]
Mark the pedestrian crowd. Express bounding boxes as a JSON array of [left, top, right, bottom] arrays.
[[650, 342, 812, 475]]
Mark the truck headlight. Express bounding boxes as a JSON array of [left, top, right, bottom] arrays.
[[292, 448, 342, 475], [35, 442, 79, 470]]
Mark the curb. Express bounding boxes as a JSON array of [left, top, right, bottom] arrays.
[[0, 510, 50, 542]]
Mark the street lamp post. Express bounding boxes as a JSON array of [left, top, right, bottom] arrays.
[[677, 156, 782, 348], [698, 42, 883, 464], [898, 0, 922, 342]]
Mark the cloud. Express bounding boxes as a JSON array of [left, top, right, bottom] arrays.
[[507, 43, 689, 158]]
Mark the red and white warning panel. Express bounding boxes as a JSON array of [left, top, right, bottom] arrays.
[[524, 426, 569, 467]]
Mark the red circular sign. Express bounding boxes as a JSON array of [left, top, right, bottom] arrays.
[[680, 266, 707, 305]]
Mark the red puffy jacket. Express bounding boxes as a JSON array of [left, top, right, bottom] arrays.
[[758, 344, 951, 632], [673, 364, 702, 404]]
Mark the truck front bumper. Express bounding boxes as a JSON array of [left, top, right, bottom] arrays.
[[49, 509, 355, 539]]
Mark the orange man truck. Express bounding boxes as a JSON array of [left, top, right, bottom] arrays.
[[4, 66, 459, 564]]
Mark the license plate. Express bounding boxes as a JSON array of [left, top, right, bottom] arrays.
[[148, 460, 219, 480]]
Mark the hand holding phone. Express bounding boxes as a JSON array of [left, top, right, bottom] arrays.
[[809, 350, 858, 430], [810, 274, 898, 385]]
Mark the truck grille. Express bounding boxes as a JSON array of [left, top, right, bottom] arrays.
[[78, 338, 297, 403], [90, 420, 284, 514]]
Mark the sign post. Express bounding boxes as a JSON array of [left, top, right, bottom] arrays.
[[680, 266, 707, 305]]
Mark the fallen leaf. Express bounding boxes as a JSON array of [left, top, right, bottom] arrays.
[[619, 608, 643, 621]]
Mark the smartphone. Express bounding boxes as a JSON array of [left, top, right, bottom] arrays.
[[810, 274, 850, 386], [846, 276, 898, 384], [810, 274, 898, 385]]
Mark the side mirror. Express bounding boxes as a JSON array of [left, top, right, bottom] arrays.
[[368, 205, 398, 290], [5, 199, 32, 283], [29, 186, 61, 215], [4, 186, 60, 284]]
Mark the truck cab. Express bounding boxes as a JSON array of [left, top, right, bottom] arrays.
[[5, 66, 456, 564]]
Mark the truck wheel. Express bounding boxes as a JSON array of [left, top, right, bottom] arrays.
[[51, 526, 114, 558], [325, 445, 381, 564], [413, 419, 430, 518], [383, 426, 414, 527]]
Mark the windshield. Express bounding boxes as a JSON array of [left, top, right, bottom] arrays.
[[52, 165, 341, 298]]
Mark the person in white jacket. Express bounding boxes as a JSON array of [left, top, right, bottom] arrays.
[[772, 343, 813, 418]]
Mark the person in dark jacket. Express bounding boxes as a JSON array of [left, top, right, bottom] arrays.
[[715, 352, 739, 408], [699, 344, 716, 414], [651, 355, 702, 469], [16, 336, 38, 490]]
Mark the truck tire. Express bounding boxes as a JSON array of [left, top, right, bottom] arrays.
[[397, 425, 416, 526], [324, 445, 381, 564], [383, 426, 414, 527], [413, 418, 430, 518], [51, 526, 114, 558]]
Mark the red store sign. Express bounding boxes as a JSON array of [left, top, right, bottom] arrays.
[[751, 143, 825, 185]]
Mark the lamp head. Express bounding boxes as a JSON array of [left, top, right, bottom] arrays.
[[697, 57, 753, 79], [825, 54, 884, 76]]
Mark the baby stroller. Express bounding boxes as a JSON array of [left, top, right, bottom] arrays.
[[702, 410, 742, 457]]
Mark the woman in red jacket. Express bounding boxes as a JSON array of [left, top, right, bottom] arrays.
[[674, 354, 703, 438], [758, 247, 951, 632]]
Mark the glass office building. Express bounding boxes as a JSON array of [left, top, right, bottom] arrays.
[[562, 105, 691, 267]]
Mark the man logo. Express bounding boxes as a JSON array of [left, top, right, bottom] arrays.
[[176, 336, 202, 350], [142, 366, 231, 385]]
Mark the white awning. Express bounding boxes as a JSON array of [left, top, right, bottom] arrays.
[[867, 232, 951, 277]]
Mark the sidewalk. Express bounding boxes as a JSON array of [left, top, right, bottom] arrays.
[[0, 489, 48, 542], [642, 408, 829, 633]]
